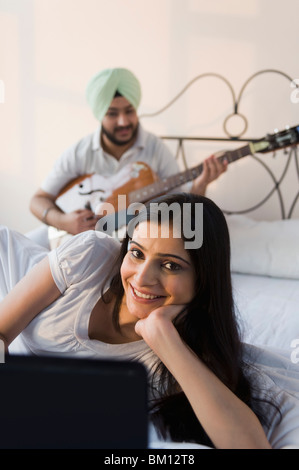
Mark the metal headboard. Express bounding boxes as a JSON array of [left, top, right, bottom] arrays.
[[140, 70, 299, 220]]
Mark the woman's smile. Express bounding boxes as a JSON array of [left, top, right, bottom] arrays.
[[130, 283, 165, 302]]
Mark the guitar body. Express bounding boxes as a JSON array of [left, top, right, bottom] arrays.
[[55, 161, 159, 215]]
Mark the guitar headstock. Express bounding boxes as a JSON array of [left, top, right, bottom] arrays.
[[251, 124, 299, 154]]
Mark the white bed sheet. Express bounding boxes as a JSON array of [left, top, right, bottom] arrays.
[[232, 272, 299, 352]]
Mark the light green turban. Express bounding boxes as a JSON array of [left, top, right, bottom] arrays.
[[85, 68, 142, 122]]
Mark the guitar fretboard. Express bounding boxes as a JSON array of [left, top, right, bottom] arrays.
[[129, 143, 252, 203]]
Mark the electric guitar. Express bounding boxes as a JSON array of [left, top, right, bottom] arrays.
[[50, 125, 299, 242]]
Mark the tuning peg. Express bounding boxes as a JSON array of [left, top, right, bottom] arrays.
[[285, 125, 290, 130]]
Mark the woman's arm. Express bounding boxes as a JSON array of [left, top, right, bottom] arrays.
[[0, 257, 61, 350], [135, 307, 272, 449]]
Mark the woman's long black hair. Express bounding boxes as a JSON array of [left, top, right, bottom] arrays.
[[101, 192, 279, 447]]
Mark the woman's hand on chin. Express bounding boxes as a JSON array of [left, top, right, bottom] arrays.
[[134, 304, 186, 354]]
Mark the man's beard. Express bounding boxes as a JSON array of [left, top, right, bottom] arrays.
[[101, 122, 139, 147]]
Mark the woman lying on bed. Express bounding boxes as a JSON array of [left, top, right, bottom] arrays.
[[0, 193, 282, 449]]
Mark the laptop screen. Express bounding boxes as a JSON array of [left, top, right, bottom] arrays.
[[0, 354, 148, 449]]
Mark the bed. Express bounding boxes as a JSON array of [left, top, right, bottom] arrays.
[[147, 178, 299, 450], [143, 70, 299, 449], [141, 69, 299, 355], [226, 215, 299, 350], [148, 215, 299, 449]]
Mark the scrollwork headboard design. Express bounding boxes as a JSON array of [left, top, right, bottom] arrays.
[[140, 70, 299, 220]]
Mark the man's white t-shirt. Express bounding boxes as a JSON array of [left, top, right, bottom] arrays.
[[41, 124, 186, 197]]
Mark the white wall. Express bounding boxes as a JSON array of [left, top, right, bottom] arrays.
[[0, 0, 298, 233]]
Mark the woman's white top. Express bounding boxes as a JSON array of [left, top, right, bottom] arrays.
[[6, 227, 156, 371]]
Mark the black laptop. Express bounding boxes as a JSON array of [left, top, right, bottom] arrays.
[[0, 354, 148, 449]]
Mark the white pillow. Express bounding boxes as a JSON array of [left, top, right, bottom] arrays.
[[226, 214, 299, 279]]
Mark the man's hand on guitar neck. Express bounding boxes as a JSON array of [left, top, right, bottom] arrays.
[[191, 155, 228, 196]]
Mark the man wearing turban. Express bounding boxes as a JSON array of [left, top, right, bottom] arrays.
[[29, 68, 226, 247]]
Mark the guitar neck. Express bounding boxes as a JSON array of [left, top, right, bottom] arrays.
[[129, 143, 253, 203]]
